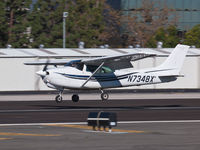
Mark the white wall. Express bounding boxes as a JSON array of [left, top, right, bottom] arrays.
[[0, 58, 36, 91], [0, 57, 199, 91]]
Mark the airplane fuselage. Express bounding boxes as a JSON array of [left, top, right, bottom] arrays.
[[43, 66, 177, 90]]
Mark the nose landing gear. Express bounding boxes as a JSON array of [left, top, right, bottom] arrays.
[[55, 90, 63, 103], [55, 95, 63, 103]]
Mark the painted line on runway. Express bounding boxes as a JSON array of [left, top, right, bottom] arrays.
[[46, 124, 145, 134], [112, 129, 145, 133], [118, 120, 200, 124], [0, 122, 87, 126], [47, 124, 91, 130], [0, 138, 13, 140], [1, 106, 200, 113], [148, 107, 200, 110], [0, 120, 200, 127], [84, 130, 128, 134], [0, 132, 61, 137]]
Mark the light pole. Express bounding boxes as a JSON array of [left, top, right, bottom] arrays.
[[63, 12, 68, 48]]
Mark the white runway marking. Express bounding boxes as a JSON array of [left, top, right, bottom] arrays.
[[118, 120, 200, 124], [84, 130, 128, 134], [0, 120, 200, 126], [1, 106, 200, 113], [0, 122, 87, 127]]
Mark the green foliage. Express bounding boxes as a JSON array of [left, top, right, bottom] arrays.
[[146, 26, 181, 48], [184, 24, 200, 47], [0, 1, 7, 47], [65, 0, 105, 48], [29, 0, 105, 48], [1, 0, 197, 48], [6, 0, 32, 48], [0, 0, 31, 48]]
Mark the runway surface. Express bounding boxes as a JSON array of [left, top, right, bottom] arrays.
[[0, 92, 200, 124], [0, 92, 200, 150]]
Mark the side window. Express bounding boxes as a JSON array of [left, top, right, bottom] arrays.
[[86, 65, 98, 73], [86, 65, 113, 74], [101, 66, 113, 73]]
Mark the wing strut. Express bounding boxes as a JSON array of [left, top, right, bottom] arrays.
[[81, 62, 104, 88]]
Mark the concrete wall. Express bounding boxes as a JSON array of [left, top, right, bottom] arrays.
[[0, 57, 199, 91]]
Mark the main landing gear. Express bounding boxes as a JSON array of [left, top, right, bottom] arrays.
[[72, 94, 79, 102], [100, 90, 109, 101], [55, 90, 109, 103]]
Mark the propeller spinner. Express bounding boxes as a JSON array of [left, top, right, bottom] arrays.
[[36, 60, 50, 77]]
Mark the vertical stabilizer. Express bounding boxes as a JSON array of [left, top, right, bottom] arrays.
[[157, 44, 190, 73]]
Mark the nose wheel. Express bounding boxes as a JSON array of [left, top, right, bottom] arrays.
[[55, 90, 63, 103], [55, 95, 63, 103], [101, 91, 109, 101]]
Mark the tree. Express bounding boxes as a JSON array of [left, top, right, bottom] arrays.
[[28, 0, 63, 48], [5, 0, 32, 48], [65, 0, 105, 48], [98, 1, 121, 47], [0, 1, 8, 48], [146, 26, 181, 48], [121, 0, 178, 47], [29, 0, 108, 48], [184, 24, 200, 47]]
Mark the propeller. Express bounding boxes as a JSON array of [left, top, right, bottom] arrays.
[[35, 59, 53, 90], [36, 59, 50, 77], [43, 59, 50, 72]]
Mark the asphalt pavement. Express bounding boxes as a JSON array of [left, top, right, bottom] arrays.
[[0, 92, 200, 150]]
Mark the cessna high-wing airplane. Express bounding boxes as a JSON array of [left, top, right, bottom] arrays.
[[25, 44, 189, 103]]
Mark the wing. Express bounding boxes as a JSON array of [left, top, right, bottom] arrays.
[[81, 52, 156, 70], [24, 52, 156, 70], [82, 52, 156, 65], [24, 59, 81, 65]]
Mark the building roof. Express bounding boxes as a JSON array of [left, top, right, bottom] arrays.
[[0, 47, 199, 58]]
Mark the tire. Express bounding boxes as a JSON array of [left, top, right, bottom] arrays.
[[101, 92, 109, 101], [72, 94, 79, 102], [55, 95, 63, 103]]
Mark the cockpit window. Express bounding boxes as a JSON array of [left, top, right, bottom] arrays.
[[86, 65, 98, 73], [86, 65, 113, 73], [101, 66, 113, 73]]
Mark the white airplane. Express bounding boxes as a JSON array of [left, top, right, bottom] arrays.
[[24, 44, 189, 103]]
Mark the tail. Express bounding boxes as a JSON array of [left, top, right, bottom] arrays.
[[156, 44, 190, 76]]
